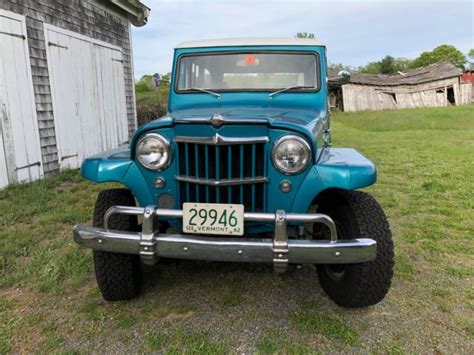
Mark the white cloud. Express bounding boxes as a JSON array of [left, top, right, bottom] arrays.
[[132, 0, 474, 77]]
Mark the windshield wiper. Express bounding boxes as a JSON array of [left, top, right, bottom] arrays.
[[268, 85, 315, 98], [182, 87, 221, 99]]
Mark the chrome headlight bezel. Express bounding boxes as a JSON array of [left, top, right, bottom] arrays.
[[272, 135, 311, 175], [135, 133, 172, 171]]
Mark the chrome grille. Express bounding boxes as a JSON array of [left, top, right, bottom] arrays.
[[176, 135, 268, 212]]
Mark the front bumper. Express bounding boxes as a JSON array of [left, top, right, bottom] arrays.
[[73, 206, 377, 273]]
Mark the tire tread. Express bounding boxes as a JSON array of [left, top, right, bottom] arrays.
[[92, 189, 141, 301], [317, 190, 394, 308]]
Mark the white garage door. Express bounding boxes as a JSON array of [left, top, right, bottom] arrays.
[[0, 10, 43, 189], [45, 25, 128, 169]]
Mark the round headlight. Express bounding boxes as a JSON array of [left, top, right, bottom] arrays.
[[272, 135, 311, 174], [135, 133, 171, 171]]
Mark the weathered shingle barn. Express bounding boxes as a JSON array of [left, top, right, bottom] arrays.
[[0, 0, 149, 189], [329, 62, 472, 112]]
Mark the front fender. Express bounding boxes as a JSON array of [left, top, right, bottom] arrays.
[[291, 148, 377, 213], [80, 146, 155, 206]]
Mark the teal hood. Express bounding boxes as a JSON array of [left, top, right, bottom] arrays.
[[132, 105, 330, 149]]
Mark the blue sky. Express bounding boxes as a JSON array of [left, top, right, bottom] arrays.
[[131, 0, 474, 78]]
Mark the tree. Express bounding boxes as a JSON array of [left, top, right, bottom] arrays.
[[468, 49, 474, 70], [328, 63, 354, 72], [359, 56, 413, 75], [392, 58, 413, 73], [379, 55, 395, 74], [295, 32, 315, 39], [410, 45, 466, 70], [359, 61, 381, 74], [135, 73, 170, 126]]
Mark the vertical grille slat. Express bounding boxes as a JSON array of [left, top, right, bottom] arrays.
[[177, 137, 267, 212], [184, 143, 190, 201], [251, 144, 256, 211], [194, 144, 200, 202], [204, 145, 210, 201], [263, 143, 268, 211], [216, 146, 221, 203], [239, 145, 244, 205], [227, 146, 232, 203]]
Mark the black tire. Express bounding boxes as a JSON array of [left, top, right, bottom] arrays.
[[92, 189, 142, 301], [314, 190, 394, 308]]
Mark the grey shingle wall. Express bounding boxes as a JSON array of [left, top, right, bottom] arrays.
[[0, 0, 136, 175]]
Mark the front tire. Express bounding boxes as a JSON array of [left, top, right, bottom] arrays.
[[313, 190, 394, 308], [92, 189, 142, 301]]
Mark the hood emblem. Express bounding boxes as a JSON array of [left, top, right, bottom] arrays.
[[210, 114, 225, 127]]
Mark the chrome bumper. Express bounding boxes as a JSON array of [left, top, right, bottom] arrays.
[[73, 206, 377, 273]]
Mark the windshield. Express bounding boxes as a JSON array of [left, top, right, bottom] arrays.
[[176, 52, 319, 92]]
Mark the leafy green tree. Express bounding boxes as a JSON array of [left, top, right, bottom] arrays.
[[410, 45, 466, 70], [135, 75, 153, 93], [295, 32, 315, 39], [135, 73, 170, 126], [468, 49, 474, 70], [359, 56, 413, 74], [359, 61, 381, 74], [328, 63, 354, 72], [379, 55, 395, 74], [393, 58, 413, 73]]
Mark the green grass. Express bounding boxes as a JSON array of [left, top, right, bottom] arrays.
[[143, 330, 226, 353], [256, 337, 313, 354], [0, 105, 473, 353], [291, 311, 359, 345]]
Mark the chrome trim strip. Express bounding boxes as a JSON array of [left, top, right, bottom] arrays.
[[175, 134, 269, 145], [175, 176, 268, 186], [174, 117, 269, 126]]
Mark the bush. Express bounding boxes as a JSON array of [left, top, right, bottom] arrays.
[[135, 74, 170, 126], [136, 91, 168, 126]]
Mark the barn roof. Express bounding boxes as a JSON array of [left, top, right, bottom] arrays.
[[106, 0, 150, 26], [329, 62, 462, 87]]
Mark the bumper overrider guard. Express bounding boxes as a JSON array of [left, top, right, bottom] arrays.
[[73, 206, 377, 273]]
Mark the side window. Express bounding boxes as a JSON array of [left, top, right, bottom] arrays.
[[179, 58, 212, 89], [178, 63, 186, 88], [202, 68, 212, 87]]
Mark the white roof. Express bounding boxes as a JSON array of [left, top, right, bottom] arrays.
[[175, 37, 322, 49]]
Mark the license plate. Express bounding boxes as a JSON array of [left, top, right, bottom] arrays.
[[182, 203, 244, 236]]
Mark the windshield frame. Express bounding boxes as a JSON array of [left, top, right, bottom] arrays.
[[174, 50, 321, 94]]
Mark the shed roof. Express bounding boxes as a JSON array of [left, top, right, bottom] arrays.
[[175, 37, 322, 49], [106, 0, 150, 26], [329, 62, 462, 87]]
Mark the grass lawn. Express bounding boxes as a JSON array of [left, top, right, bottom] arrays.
[[1, 105, 473, 353]]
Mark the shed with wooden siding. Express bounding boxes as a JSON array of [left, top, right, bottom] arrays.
[[329, 62, 472, 112], [0, 0, 149, 189]]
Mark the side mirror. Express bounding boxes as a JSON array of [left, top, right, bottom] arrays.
[[337, 70, 351, 85]]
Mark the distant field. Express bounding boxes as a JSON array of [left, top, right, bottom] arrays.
[[1, 105, 473, 353]]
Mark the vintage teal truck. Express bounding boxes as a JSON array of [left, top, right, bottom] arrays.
[[73, 38, 394, 307]]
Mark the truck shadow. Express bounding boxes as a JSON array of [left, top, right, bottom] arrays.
[[139, 259, 330, 310]]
